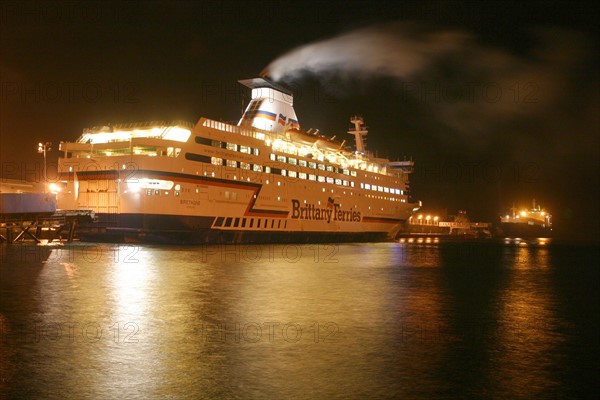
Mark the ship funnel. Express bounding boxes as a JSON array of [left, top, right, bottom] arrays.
[[238, 78, 299, 133]]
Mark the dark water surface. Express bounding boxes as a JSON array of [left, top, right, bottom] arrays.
[[1, 240, 598, 399]]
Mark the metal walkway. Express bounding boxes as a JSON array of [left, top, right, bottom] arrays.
[[0, 210, 95, 244]]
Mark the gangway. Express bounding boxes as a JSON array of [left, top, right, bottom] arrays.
[[0, 210, 95, 244]]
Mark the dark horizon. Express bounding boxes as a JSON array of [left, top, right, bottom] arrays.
[[1, 1, 598, 240]]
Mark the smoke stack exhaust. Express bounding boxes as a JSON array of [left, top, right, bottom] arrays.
[[259, 68, 270, 79]]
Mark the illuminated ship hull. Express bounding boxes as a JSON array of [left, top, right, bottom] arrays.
[[498, 203, 553, 238], [498, 222, 553, 239], [56, 78, 417, 244]]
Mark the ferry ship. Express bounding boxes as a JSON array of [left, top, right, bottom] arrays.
[[55, 77, 419, 243], [498, 200, 552, 238]]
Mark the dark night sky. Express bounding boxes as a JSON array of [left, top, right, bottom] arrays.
[[1, 1, 598, 240]]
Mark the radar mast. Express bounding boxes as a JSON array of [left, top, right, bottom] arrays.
[[348, 116, 368, 153]]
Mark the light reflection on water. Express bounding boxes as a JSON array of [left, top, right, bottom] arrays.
[[0, 241, 598, 399]]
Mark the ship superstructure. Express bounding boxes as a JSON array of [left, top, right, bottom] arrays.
[[55, 78, 418, 243], [499, 200, 552, 238]]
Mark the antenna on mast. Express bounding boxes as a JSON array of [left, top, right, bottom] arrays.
[[348, 116, 368, 153]]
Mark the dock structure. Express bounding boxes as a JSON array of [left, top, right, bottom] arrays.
[[0, 192, 95, 244], [0, 210, 95, 244]]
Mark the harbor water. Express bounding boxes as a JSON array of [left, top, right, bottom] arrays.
[[1, 240, 598, 399]]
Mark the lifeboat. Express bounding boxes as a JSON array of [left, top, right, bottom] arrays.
[[315, 136, 343, 151], [286, 128, 318, 146]]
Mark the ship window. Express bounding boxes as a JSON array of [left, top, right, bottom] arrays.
[[288, 158, 297, 165], [240, 162, 251, 170], [299, 160, 307, 167], [308, 162, 316, 169], [215, 217, 224, 227], [318, 164, 325, 170], [342, 180, 348, 186], [309, 174, 316, 181], [249, 219, 253, 228], [240, 145, 251, 154], [256, 219, 261, 228], [284, 220, 288, 229], [253, 164, 263, 172], [211, 139, 221, 147], [335, 178, 342, 185], [253, 148, 259, 156], [299, 172, 307, 179], [277, 155, 287, 163], [185, 153, 212, 163], [226, 142, 238, 151], [233, 218, 240, 228], [211, 157, 223, 166], [281, 170, 287, 176], [167, 147, 174, 157], [224, 217, 232, 227], [318, 176, 325, 183], [270, 154, 276, 161], [225, 191, 230, 199], [271, 220, 275, 228], [241, 218, 246, 228], [378, 186, 383, 192], [384, 187, 389, 193], [226, 160, 237, 168], [265, 167, 271, 174], [155, 189, 160, 195], [326, 177, 334, 184], [350, 181, 355, 187], [288, 170, 297, 178], [365, 184, 371, 190], [278, 220, 281, 229], [146, 189, 152, 196], [195, 136, 212, 146], [343, 169, 350, 175]]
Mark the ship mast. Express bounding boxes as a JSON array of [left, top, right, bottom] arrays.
[[348, 116, 368, 153]]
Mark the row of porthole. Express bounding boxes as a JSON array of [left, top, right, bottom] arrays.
[[213, 216, 289, 230]]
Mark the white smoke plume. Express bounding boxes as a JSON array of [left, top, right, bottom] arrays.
[[263, 22, 594, 147], [264, 22, 471, 82]]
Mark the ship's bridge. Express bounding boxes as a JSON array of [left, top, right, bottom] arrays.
[[59, 120, 193, 158]]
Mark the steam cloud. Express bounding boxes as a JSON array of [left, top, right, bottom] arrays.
[[263, 22, 595, 149], [264, 23, 470, 82]]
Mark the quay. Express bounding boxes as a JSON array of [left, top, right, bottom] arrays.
[[0, 191, 94, 244], [0, 209, 96, 244]]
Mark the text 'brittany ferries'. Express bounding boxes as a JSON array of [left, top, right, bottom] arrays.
[[291, 198, 362, 223]]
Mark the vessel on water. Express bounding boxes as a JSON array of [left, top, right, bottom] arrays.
[[54, 77, 419, 243], [498, 200, 552, 238], [399, 210, 492, 238]]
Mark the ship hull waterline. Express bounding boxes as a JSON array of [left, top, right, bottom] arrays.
[[75, 213, 398, 244]]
